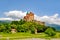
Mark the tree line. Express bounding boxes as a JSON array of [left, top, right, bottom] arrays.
[[0, 19, 56, 36]]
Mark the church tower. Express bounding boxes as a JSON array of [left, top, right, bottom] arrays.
[[24, 12, 34, 21]]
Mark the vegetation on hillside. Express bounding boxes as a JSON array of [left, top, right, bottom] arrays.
[[0, 19, 56, 37]]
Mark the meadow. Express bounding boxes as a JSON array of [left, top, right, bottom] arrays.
[[0, 19, 60, 40], [0, 32, 60, 40]]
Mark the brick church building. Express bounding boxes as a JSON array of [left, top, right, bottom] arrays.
[[24, 12, 45, 25], [24, 12, 34, 21]]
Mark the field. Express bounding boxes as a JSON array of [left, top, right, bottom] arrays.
[[0, 32, 60, 40]]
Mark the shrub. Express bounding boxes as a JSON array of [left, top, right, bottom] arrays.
[[45, 28, 56, 36], [30, 27, 35, 34]]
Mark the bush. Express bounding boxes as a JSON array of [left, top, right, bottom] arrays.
[[37, 25, 47, 32], [45, 28, 56, 36], [30, 27, 35, 34]]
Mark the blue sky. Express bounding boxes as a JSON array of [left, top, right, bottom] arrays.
[[0, 0, 60, 17], [0, 0, 60, 25]]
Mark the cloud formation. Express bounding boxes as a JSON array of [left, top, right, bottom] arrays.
[[5, 10, 26, 19], [0, 10, 60, 25], [35, 13, 60, 25], [0, 18, 13, 21]]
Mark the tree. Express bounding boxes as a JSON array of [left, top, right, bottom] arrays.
[[45, 28, 56, 36], [37, 25, 44, 32], [11, 21, 19, 25], [4, 24, 11, 33], [0, 25, 5, 32], [29, 22, 38, 34], [18, 19, 26, 25]]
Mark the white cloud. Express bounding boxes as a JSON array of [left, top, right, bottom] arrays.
[[34, 13, 60, 25], [0, 18, 14, 21], [0, 10, 60, 25], [50, 13, 59, 18], [34, 15, 41, 21], [5, 10, 26, 19]]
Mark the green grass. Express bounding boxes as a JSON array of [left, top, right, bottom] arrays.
[[0, 32, 49, 40], [54, 32, 60, 38], [0, 32, 48, 38], [0, 32, 60, 40]]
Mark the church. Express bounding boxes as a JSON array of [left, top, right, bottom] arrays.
[[24, 12, 34, 21], [24, 12, 45, 25]]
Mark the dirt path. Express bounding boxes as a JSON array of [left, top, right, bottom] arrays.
[[15, 38, 47, 40], [14, 38, 60, 40], [0, 37, 60, 40]]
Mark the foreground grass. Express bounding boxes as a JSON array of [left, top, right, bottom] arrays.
[[0, 32, 49, 40], [0, 32, 48, 38], [0, 32, 60, 40]]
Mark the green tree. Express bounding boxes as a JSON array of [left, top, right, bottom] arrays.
[[29, 22, 38, 34], [45, 28, 56, 36], [18, 19, 26, 25], [4, 24, 11, 33], [0, 25, 5, 32], [11, 21, 19, 25]]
